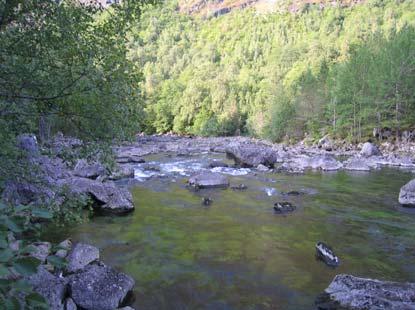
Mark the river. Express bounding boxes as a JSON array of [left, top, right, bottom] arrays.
[[44, 152, 415, 310]]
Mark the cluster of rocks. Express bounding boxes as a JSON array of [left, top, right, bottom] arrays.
[[28, 241, 135, 310], [2, 134, 134, 214]]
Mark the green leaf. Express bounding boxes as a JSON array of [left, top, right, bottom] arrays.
[[0, 249, 14, 263], [0, 237, 8, 249], [2, 296, 20, 310], [0, 264, 10, 278], [25, 293, 48, 309], [14, 205, 30, 213], [13, 257, 40, 276], [13, 279, 33, 292], [3, 217, 25, 233], [31, 208, 53, 219], [47, 255, 67, 269]]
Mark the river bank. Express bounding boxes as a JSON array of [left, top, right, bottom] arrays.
[[3, 133, 415, 309]]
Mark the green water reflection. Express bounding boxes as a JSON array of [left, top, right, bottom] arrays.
[[44, 164, 415, 310]]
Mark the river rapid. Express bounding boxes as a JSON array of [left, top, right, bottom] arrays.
[[44, 152, 415, 310]]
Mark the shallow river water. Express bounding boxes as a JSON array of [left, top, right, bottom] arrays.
[[45, 153, 415, 310]]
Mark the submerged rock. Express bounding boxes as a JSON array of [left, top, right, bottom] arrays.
[[69, 263, 134, 310], [231, 184, 247, 191], [207, 161, 229, 168], [202, 197, 213, 206], [273, 202, 296, 214], [317, 274, 415, 310], [399, 179, 415, 207], [315, 242, 339, 267], [360, 142, 381, 157], [282, 191, 304, 196], [188, 172, 229, 189], [67, 243, 99, 273]]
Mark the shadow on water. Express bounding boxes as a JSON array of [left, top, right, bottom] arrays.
[[43, 154, 415, 310]]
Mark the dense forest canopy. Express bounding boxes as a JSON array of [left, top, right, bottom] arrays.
[[133, 0, 415, 141]]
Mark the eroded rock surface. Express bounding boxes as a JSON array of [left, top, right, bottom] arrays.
[[188, 172, 229, 189], [317, 274, 415, 310], [69, 263, 135, 310], [399, 179, 415, 206]]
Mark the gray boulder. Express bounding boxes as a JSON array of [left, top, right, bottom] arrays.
[[62, 177, 134, 214], [74, 159, 107, 179], [109, 165, 135, 180], [67, 243, 99, 273], [28, 266, 67, 310], [17, 134, 39, 157], [317, 274, 415, 310], [69, 264, 135, 310], [283, 155, 342, 172], [30, 242, 52, 263], [344, 157, 372, 171], [399, 179, 415, 206], [225, 143, 278, 168], [188, 172, 229, 189], [65, 298, 78, 310], [360, 142, 381, 157]]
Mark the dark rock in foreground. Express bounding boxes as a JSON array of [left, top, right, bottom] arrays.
[[67, 243, 100, 273], [28, 266, 67, 310], [399, 179, 415, 206], [69, 263, 135, 310], [273, 202, 296, 214], [315, 242, 339, 267], [316, 274, 415, 310], [188, 172, 229, 189]]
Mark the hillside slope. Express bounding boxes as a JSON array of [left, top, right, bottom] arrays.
[[178, 0, 365, 16], [130, 0, 415, 141]]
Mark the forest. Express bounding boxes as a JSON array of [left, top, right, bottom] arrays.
[[134, 0, 415, 141]]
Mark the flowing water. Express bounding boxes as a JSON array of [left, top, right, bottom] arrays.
[[44, 153, 415, 310]]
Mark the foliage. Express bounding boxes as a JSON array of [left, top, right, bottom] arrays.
[[0, 203, 55, 309], [132, 0, 415, 141]]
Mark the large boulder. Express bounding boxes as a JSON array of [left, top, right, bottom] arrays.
[[282, 155, 342, 172], [28, 266, 67, 310], [188, 172, 229, 189], [225, 143, 278, 168], [73, 159, 107, 179], [68, 263, 135, 310], [62, 177, 134, 214], [399, 179, 415, 206], [67, 243, 100, 273], [360, 142, 381, 157], [344, 157, 372, 171], [317, 274, 415, 310]]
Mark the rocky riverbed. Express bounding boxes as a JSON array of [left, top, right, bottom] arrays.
[[4, 133, 415, 309]]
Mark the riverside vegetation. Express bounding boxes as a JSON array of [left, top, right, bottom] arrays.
[[1, 0, 415, 309]]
